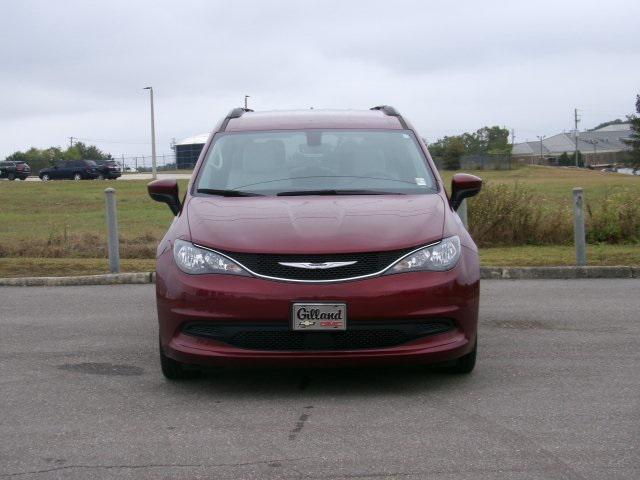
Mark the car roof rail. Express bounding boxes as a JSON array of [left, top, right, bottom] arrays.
[[370, 105, 408, 128], [220, 107, 254, 131]]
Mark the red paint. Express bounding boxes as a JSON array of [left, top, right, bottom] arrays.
[[187, 195, 445, 254], [225, 109, 403, 132], [450, 174, 483, 210], [148, 178, 179, 196]]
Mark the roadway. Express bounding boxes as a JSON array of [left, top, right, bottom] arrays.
[[1, 280, 638, 479], [23, 173, 193, 182]]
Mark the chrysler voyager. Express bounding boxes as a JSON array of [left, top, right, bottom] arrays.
[[148, 106, 482, 379]]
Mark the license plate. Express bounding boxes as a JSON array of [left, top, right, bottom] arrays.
[[291, 303, 347, 331]]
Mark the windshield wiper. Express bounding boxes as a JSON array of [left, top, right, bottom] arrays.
[[197, 188, 263, 197], [276, 189, 404, 196]]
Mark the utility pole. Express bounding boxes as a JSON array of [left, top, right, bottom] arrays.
[[574, 108, 580, 168], [143, 87, 157, 180], [511, 129, 515, 145], [536, 135, 546, 165], [244, 95, 250, 110], [69, 137, 75, 148]]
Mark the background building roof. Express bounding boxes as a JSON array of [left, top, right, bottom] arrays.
[[175, 133, 209, 146], [513, 126, 632, 156]]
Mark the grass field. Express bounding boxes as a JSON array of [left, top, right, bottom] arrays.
[[0, 166, 638, 276], [440, 165, 640, 201]]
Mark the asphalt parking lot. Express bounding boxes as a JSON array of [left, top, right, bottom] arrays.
[[1, 280, 638, 479]]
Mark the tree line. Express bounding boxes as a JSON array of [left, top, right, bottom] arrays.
[[623, 95, 640, 169], [427, 126, 512, 170], [5, 142, 112, 173]]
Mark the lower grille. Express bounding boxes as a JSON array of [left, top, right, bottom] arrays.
[[182, 320, 454, 351]]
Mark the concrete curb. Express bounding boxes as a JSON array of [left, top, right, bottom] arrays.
[[0, 272, 154, 287], [0, 267, 638, 286], [480, 266, 640, 279]]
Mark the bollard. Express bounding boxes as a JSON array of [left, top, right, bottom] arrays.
[[104, 188, 120, 273], [458, 198, 468, 230], [572, 187, 587, 266]]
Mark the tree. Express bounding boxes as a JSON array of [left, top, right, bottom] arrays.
[[622, 95, 640, 170], [558, 152, 571, 166], [473, 126, 511, 154], [442, 137, 465, 170], [4, 142, 113, 173], [590, 118, 626, 131]]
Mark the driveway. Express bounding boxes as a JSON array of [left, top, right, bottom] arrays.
[[1, 280, 638, 479]]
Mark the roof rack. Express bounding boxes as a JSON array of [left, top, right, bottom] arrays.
[[370, 105, 408, 128], [220, 107, 254, 131]]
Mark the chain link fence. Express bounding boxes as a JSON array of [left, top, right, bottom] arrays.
[[108, 153, 197, 173], [432, 153, 514, 171]]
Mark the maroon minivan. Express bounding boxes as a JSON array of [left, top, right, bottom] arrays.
[[149, 106, 482, 379]]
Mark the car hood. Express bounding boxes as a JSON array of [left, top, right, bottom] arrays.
[[187, 194, 446, 254]]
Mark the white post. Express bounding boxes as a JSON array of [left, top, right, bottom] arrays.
[[144, 86, 157, 180], [458, 199, 468, 230], [572, 188, 586, 266], [105, 188, 120, 273]]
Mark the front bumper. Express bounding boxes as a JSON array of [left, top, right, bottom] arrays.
[[156, 249, 480, 368]]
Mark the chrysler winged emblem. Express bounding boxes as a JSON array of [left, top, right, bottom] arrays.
[[278, 261, 357, 269]]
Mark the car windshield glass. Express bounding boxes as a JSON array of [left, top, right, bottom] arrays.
[[86, 160, 98, 166], [195, 130, 437, 195]]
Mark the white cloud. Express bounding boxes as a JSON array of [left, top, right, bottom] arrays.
[[1, 0, 638, 157]]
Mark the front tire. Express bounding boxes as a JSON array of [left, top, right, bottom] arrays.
[[445, 339, 477, 374], [160, 343, 200, 380], [41, 174, 50, 182], [7, 173, 15, 181], [97, 174, 105, 180], [73, 173, 82, 181]]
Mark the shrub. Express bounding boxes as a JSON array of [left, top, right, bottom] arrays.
[[467, 183, 573, 247], [586, 190, 640, 243]]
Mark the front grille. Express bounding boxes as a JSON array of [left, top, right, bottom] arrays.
[[217, 248, 415, 281], [182, 320, 454, 351]]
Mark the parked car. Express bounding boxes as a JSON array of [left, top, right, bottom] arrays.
[[148, 106, 482, 380], [95, 160, 122, 180], [0, 161, 31, 180], [39, 160, 100, 181]]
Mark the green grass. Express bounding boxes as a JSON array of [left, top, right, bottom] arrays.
[[480, 245, 640, 267], [0, 258, 156, 277], [0, 179, 186, 258], [440, 165, 639, 202]]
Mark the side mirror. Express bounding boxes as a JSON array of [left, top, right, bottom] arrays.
[[450, 173, 482, 211], [148, 179, 181, 215]]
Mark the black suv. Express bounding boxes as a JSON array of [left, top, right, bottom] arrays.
[[39, 160, 100, 181], [0, 161, 31, 180], [95, 160, 122, 180]]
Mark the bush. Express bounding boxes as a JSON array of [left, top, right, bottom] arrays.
[[466, 184, 640, 247], [467, 183, 572, 246], [587, 190, 640, 243]]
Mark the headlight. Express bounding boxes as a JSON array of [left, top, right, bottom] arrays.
[[173, 239, 250, 276], [385, 236, 461, 274]]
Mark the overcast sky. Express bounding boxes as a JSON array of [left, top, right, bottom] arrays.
[[1, 0, 638, 159]]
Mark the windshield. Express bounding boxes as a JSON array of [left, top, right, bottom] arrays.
[[195, 130, 437, 195]]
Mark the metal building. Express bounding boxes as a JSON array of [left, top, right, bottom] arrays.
[[174, 133, 209, 169]]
